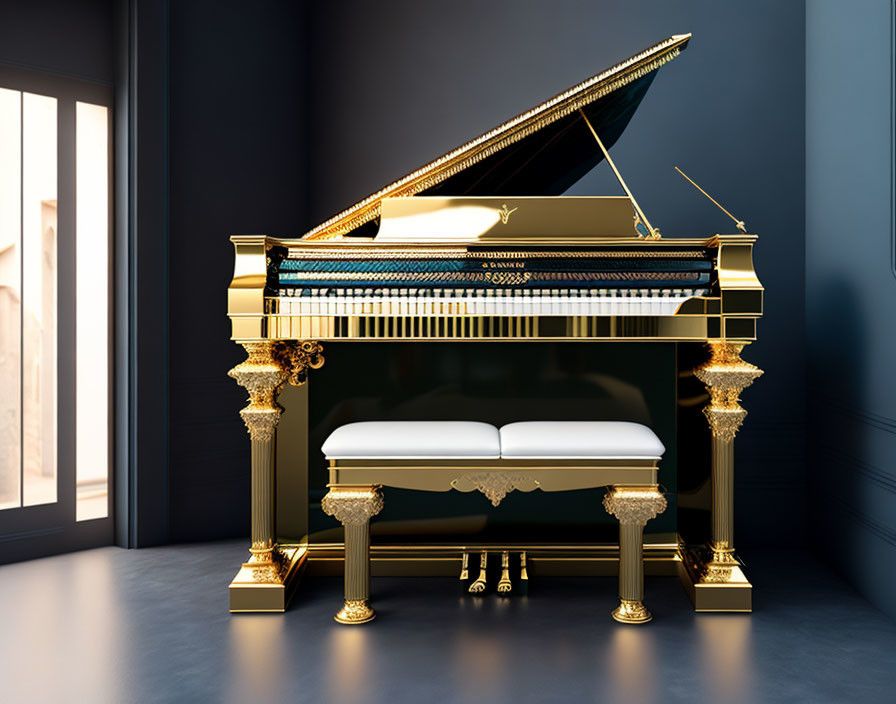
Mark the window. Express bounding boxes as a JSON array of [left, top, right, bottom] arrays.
[[0, 67, 112, 551]]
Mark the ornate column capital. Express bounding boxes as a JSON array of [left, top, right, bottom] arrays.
[[694, 341, 763, 440], [603, 486, 667, 526], [322, 487, 384, 525], [229, 342, 287, 403]]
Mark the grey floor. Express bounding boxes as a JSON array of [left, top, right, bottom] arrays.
[[1, 542, 895, 704]]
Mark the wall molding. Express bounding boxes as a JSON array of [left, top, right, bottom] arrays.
[[813, 395, 896, 435], [823, 491, 896, 549], [816, 445, 896, 495]]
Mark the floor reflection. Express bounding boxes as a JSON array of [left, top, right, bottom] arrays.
[[227, 615, 288, 703], [696, 615, 754, 703], [325, 625, 373, 704], [607, 625, 658, 704]]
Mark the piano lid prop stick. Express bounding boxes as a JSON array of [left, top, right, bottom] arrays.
[[674, 166, 747, 233], [578, 108, 660, 239]]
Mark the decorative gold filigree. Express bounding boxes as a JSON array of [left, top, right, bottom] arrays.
[[238, 407, 281, 442], [273, 340, 325, 386], [702, 550, 739, 583], [603, 487, 667, 525], [694, 341, 763, 441], [703, 408, 748, 443], [612, 598, 652, 624], [229, 342, 287, 440], [238, 546, 291, 584], [484, 271, 531, 286], [335, 599, 376, 624], [321, 488, 384, 525], [452, 473, 540, 507]]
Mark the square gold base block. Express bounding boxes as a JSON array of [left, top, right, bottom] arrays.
[[229, 545, 307, 613], [678, 547, 752, 612]]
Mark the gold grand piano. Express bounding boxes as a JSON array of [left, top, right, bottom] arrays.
[[226, 33, 763, 613]]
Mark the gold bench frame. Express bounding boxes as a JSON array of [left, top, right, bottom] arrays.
[[321, 457, 667, 625]]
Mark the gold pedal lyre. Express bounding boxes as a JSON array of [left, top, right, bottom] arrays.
[[468, 550, 488, 594], [497, 551, 512, 596]]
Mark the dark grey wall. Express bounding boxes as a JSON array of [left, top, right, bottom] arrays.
[[166, 0, 309, 541], [0, 0, 113, 83], [306, 0, 807, 547], [806, 0, 896, 619], [0, 0, 811, 551]]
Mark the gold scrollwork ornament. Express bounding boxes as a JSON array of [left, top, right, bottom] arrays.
[[274, 340, 325, 386], [453, 473, 540, 507]]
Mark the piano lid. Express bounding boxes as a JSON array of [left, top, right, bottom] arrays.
[[303, 33, 691, 241]]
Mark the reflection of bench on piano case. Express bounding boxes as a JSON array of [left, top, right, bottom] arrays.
[[226, 33, 763, 614], [320, 421, 667, 625]]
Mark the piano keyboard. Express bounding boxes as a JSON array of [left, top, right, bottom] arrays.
[[272, 287, 710, 317]]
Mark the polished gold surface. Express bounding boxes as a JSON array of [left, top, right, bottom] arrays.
[[229, 544, 306, 612], [695, 342, 762, 560], [228, 342, 286, 586], [305, 540, 682, 578], [329, 458, 658, 497], [688, 341, 762, 608], [459, 552, 470, 582], [335, 599, 376, 625], [469, 551, 488, 594], [229, 232, 761, 345], [498, 551, 512, 595], [376, 196, 638, 240], [321, 487, 384, 624], [302, 34, 690, 240], [604, 486, 667, 624]]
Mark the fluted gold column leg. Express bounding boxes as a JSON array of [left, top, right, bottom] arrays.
[[604, 486, 667, 624], [228, 340, 324, 611], [229, 342, 288, 584], [694, 341, 762, 581], [322, 486, 384, 624]]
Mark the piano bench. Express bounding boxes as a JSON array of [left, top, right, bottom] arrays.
[[320, 420, 666, 625]]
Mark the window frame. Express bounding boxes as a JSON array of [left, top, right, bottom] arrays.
[[0, 64, 114, 562]]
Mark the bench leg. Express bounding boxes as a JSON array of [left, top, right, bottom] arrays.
[[321, 487, 384, 624], [603, 486, 667, 624]]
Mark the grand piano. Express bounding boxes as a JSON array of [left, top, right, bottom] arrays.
[[227, 33, 763, 613]]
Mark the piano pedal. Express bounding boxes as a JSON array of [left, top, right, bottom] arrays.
[[497, 551, 512, 596], [468, 550, 488, 594], [459, 552, 471, 593], [518, 552, 529, 596]]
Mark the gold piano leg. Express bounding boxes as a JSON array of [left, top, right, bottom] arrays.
[[604, 486, 667, 624], [228, 341, 324, 612], [322, 486, 384, 624], [687, 340, 762, 611]]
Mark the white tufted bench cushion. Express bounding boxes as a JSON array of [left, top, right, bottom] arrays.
[[322, 421, 501, 459], [499, 421, 665, 460]]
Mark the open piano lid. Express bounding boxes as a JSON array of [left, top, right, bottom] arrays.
[[303, 33, 690, 241]]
